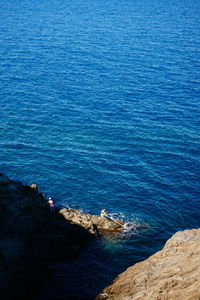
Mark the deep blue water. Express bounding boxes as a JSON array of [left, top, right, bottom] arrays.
[[0, 0, 200, 298]]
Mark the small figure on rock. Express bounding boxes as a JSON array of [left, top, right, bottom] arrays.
[[48, 197, 54, 211], [100, 208, 107, 218]]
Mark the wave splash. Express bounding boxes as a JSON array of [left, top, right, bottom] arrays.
[[106, 212, 148, 237]]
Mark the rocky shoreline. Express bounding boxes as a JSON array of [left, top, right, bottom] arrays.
[[0, 173, 124, 299], [59, 208, 124, 235], [0, 174, 94, 299], [1, 173, 199, 300], [97, 228, 200, 300]]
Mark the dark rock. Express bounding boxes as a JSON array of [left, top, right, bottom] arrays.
[[0, 174, 93, 299], [0, 173, 9, 185]]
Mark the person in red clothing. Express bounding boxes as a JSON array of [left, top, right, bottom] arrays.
[[48, 197, 54, 211]]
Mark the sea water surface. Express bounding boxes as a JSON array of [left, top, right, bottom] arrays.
[[0, 0, 200, 298]]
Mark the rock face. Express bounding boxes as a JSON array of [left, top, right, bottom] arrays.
[[0, 174, 92, 299], [59, 208, 124, 235], [97, 228, 200, 300]]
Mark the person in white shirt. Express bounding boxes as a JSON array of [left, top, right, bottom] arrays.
[[100, 208, 107, 218]]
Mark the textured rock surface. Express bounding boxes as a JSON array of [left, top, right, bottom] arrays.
[[97, 228, 200, 300], [59, 208, 124, 234], [0, 174, 92, 299]]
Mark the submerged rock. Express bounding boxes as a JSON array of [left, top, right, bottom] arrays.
[[0, 174, 93, 299], [97, 228, 200, 300], [59, 208, 124, 235]]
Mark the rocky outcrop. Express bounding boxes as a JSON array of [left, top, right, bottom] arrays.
[[59, 208, 124, 235], [97, 228, 200, 300], [0, 174, 92, 299]]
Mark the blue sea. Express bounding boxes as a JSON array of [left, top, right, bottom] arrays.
[[0, 0, 200, 298]]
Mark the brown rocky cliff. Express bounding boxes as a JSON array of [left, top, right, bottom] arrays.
[[97, 228, 200, 300]]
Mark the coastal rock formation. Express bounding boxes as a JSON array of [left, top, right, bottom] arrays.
[[59, 208, 124, 235], [0, 174, 92, 299], [97, 228, 200, 300]]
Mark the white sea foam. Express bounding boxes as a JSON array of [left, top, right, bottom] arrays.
[[107, 211, 148, 238]]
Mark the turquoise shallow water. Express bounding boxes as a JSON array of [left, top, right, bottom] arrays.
[[0, 0, 200, 298]]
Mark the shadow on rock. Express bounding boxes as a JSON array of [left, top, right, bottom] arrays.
[[0, 174, 93, 300]]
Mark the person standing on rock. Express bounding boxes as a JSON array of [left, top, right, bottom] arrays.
[[101, 208, 107, 218], [48, 197, 54, 211]]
